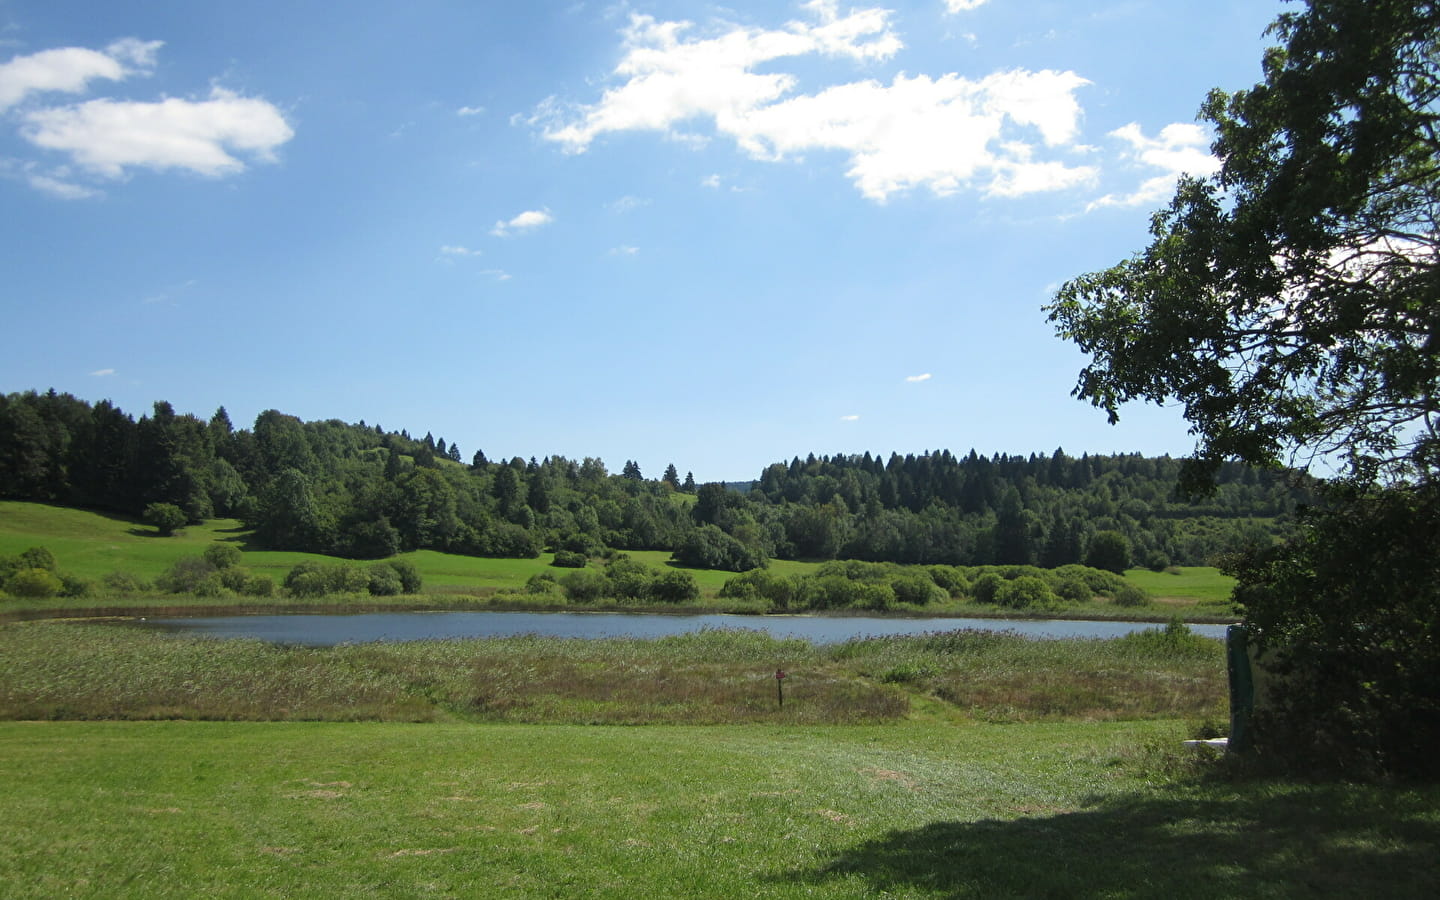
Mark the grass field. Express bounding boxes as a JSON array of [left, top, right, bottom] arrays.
[[1124, 566, 1238, 606], [2, 719, 1437, 898]]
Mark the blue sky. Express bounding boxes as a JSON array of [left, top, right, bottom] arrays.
[[0, 0, 1283, 481]]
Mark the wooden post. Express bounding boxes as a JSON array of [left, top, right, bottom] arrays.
[[776, 669, 786, 708]]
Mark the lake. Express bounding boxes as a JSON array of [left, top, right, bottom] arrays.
[[133, 610, 1230, 645]]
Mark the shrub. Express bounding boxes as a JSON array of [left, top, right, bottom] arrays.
[[719, 569, 797, 610], [384, 559, 423, 594], [551, 550, 587, 568], [101, 571, 148, 594], [972, 572, 1004, 604], [58, 573, 93, 598], [525, 572, 560, 594], [143, 502, 188, 536], [1111, 583, 1150, 607], [5, 567, 62, 598], [203, 543, 243, 570], [156, 557, 218, 593], [560, 568, 610, 603], [926, 565, 969, 597], [17, 546, 57, 572], [650, 569, 700, 603], [217, 567, 251, 593], [1086, 530, 1132, 574], [367, 564, 403, 596], [244, 575, 276, 597], [890, 573, 945, 606], [1053, 575, 1092, 604], [996, 575, 1057, 609], [605, 558, 654, 599]]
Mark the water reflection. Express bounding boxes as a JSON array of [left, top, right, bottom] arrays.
[[135, 610, 1229, 646]]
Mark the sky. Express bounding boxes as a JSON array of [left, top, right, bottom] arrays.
[[0, 0, 1286, 482]]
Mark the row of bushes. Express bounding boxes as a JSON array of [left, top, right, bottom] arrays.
[[524, 556, 700, 604], [719, 560, 1148, 611], [0, 546, 93, 599]]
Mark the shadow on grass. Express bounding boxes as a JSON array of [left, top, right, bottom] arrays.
[[125, 528, 168, 538], [782, 784, 1440, 898]]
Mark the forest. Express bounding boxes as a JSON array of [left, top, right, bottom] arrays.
[[0, 389, 1312, 571]]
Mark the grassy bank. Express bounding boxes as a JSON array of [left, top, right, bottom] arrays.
[[2, 719, 1436, 898]]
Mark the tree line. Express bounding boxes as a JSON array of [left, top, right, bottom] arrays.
[[0, 389, 1310, 569]]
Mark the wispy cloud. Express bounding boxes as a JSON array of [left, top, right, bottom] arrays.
[[142, 278, 198, 306], [89, 367, 115, 377], [840, 414, 860, 422], [905, 373, 932, 382], [439, 244, 483, 258], [456, 105, 485, 117], [944, 0, 989, 12], [700, 174, 721, 189], [609, 194, 649, 212], [609, 245, 639, 256], [479, 268, 512, 282], [490, 208, 554, 237]]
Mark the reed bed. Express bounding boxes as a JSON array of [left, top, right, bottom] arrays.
[[0, 620, 1224, 725]]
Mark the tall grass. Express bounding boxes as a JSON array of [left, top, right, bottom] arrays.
[[0, 621, 1224, 725]]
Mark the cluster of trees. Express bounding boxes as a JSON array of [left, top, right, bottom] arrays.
[[1047, 0, 1440, 778], [524, 557, 700, 605], [1, 390, 1306, 573]]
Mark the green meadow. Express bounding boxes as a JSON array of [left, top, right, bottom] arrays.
[[1, 501, 1233, 621]]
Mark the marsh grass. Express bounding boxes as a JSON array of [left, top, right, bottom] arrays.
[[0, 621, 1223, 726]]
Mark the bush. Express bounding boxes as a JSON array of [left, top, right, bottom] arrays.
[[102, 570, 149, 594], [926, 565, 969, 597], [367, 565, 403, 596], [5, 567, 62, 598], [1144, 549, 1172, 572], [560, 568, 610, 603], [156, 557, 218, 593], [58, 573, 93, 598], [719, 569, 797, 610], [551, 550, 588, 568], [972, 572, 1004, 604], [244, 575, 276, 597], [1086, 530, 1132, 574], [996, 575, 1057, 609], [890, 573, 945, 606], [217, 567, 251, 593], [384, 559, 423, 594], [144, 502, 188, 536], [17, 546, 57, 571], [605, 558, 654, 599], [1053, 575, 1092, 604], [671, 525, 767, 572], [525, 572, 561, 594], [203, 543, 243, 570], [650, 569, 700, 603], [1110, 583, 1150, 607]]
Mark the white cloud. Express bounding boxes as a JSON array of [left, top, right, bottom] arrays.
[[700, 173, 721, 189], [609, 245, 639, 255], [537, 7, 1097, 201], [840, 414, 860, 421], [609, 194, 649, 212], [945, 1, 989, 12], [905, 373, 932, 382], [21, 86, 294, 178], [439, 244, 483, 257], [490, 208, 554, 237], [456, 105, 486, 116], [89, 368, 115, 377], [0, 38, 161, 111], [1087, 121, 1218, 211], [479, 268, 512, 281]]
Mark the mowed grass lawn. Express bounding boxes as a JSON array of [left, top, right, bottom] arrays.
[[3, 720, 1438, 899], [1125, 566, 1238, 606]]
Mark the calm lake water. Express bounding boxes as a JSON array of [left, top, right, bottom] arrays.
[[135, 610, 1230, 646]]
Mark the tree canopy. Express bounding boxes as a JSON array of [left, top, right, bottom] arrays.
[[1047, 0, 1440, 491], [1048, 0, 1440, 779]]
